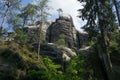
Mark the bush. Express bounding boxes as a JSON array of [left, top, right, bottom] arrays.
[[0, 49, 27, 69], [23, 69, 47, 80]]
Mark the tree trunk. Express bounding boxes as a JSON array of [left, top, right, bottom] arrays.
[[37, 9, 43, 60], [37, 23, 42, 60], [0, 7, 9, 34], [98, 19, 113, 80]]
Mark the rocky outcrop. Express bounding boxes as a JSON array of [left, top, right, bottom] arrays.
[[23, 13, 89, 49], [24, 21, 52, 43], [32, 43, 77, 63], [40, 43, 63, 64], [59, 46, 77, 61], [46, 13, 77, 49], [76, 31, 89, 48], [0, 46, 45, 80]]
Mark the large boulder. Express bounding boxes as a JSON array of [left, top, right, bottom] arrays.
[[32, 43, 77, 63], [46, 13, 77, 49]]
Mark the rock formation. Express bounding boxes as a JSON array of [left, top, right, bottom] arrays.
[[46, 13, 77, 49], [23, 13, 89, 49], [76, 31, 89, 48], [23, 13, 90, 64], [24, 21, 52, 43], [32, 43, 77, 63]]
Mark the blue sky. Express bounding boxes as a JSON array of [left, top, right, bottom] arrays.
[[44, 0, 85, 31], [21, 0, 33, 6], [16, 0, 120, 32], [0, 0, 85, 32], [0, 0, 33, 31]]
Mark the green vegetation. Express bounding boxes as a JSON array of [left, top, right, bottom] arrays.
[[0, 42, 87, 80], [55, 34, 66, 46], [14, 28, 29, 45], [78, 0, 120, 80], [0, 0, 120, 80]]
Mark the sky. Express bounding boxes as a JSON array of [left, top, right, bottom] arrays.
[[0, 0, 86, 32], [32, 0, 86, 31], [21, 0, 33, 6], [48, 0, 85, 31]]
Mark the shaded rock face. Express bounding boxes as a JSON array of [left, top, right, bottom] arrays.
[[46, 13, 77, 49], [40, 43, 63, 64], [76, 31, 89, 48], [32, 43, 76, 63]]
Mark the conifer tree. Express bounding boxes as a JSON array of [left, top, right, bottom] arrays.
[[78, 0, 116, 80]]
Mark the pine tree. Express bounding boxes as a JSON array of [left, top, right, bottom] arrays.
[[78, 0, 116, 80]]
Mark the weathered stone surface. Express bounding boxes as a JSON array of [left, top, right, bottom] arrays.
[[46, 13, 77, 49], [24, 21, 52, 43], [76, 31, 89, 48], [32, 43, 77, 63], [59, 46, 77, 61], [23, 13, 89, 49], [40, 43, 63, 63]]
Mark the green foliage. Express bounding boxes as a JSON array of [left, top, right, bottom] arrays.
[[24, 57, 64, 80], [107, 31, 120, 80], [0, 44, 45, 80], [0, 48, 27, 80], [0, 0, 21, 34], [34, 0, 51, 60], [0, 40, 89, 80], [78, 0, 116, 80], [55, 39, 65, 46], [23, 69, 47, 80], [8, 13, 22, 28], [89, 40, 95, 46], [65, 54, 87, 80], [78, 0, 116, 39], [35, 0, 51, 21], [14, 28, 29, 45], [55, 34, 66, 46], [108, 31, 120, 53], [0, 49, 27, 69], [19, 3, 37, 26], [23, 55, 88, 80], [43, 57, 64, 80], [0, 69, 16, 80]]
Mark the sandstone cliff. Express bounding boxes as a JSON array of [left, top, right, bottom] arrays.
[[46, 13, 77, 49]]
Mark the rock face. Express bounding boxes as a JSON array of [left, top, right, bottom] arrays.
[[23, 13, 89, 49], [46, 13, 77, 49], [32, 43, 76, 63], [24, 21, 52, 43], [40, 43, 63, 64], [76, 31, 89, 48]]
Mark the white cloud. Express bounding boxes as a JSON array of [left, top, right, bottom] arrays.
[[49, 0, 86, 31]]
